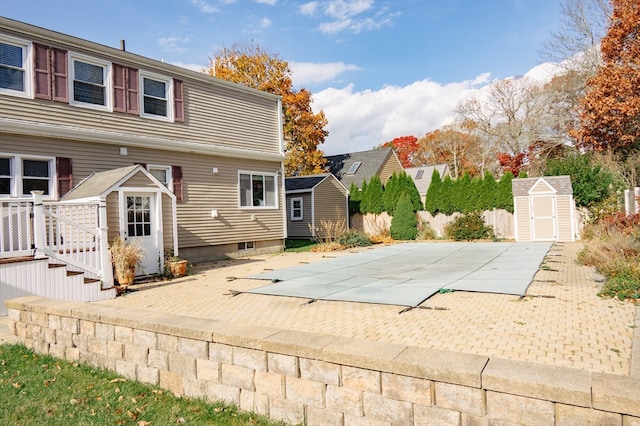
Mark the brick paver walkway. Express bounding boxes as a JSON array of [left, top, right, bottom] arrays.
[[92, 242, 636, 376]]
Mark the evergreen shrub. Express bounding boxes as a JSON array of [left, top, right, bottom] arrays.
[[390, 192, 418, 240], [444, 212, 494, 241]]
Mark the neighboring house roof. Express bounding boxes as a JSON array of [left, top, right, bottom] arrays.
[[61, 165, 171, 200], [512, 176, 573, 197], [324, 147, 396, 189], [285, 174, 347, 193], [405, 164, 450, 196]]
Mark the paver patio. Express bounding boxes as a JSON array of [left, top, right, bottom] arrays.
[[84, 241, 638, 376]]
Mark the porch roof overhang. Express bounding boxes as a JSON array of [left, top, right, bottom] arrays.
[[62, 165, 175, 201], [1, 117, 285, 163]]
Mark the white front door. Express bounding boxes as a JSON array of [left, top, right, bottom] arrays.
[[123, 193, 160, 275]]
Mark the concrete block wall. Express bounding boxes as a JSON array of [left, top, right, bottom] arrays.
[[6, 296, 640, 425]]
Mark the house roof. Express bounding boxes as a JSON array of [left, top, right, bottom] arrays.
[[405, 164, 450, 195], [324, 147, 395, 189], [61, 165, 170, 201], [512, 176, 573, 197], [0, 16, 280, 103], [285, 173, 347, 193]]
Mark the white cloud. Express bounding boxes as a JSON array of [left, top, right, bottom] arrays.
[[170, 61, 207, 73], [299, 2, 320, 16], [190, 0, 219, 14], [255, 0, 277, 4], [158, 36, 191, 52], [290, 61, 361, 85], [301, 0, 397, 34], [312, 76, 493, 155], [260, 17, 272, 28]]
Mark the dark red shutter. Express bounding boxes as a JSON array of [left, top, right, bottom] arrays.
[[56, 157, 73, 197], [172, 165, 183, 202], [173, 79, 184, 122], [33, 43, 51, 99], [113, 63, 126, 112], [51, 49, 68, 103], [126, 68, 139, 114]]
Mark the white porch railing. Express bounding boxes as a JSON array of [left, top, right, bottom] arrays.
[[1, 192, 113, 288], [0, 198, 33, 257]]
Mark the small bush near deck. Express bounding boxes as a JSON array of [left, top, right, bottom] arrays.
[[444, 212, 494, 241]]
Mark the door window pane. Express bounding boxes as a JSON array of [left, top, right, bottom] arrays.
[[126, 196, 152, 237]]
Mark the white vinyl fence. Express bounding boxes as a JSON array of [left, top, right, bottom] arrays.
[[351, 209, 515, 239]]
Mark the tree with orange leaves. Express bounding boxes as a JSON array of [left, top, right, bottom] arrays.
[[379, 136, 419, 168], [207, 43, 328, 175], [573, 0, 640, 155]]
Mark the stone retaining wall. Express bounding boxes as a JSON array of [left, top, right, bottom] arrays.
[[6, 296, 640, 425]]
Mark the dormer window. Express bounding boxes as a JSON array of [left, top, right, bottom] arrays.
[[0, 34, 32, 98], [69, 53, 111, 110], [347, 161, 361, 175], [140, 71, 172, 120]]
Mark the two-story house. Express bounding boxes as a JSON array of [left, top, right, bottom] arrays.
[[0, 17, 286, 312]]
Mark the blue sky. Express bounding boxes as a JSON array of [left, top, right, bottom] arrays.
[[2, 0, 563, 154]]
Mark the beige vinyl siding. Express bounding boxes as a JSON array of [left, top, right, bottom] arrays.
[[106, 192, 120, 243], [314, 178, 348, 233], [1, 134, 284, 249], [555, 195, 574, 242], [0, 29, 281, 154], [161, 192, 174, 250], [121, 171, 157, 188], [287, 193, 313, 238], [514, 196, 531, 242], [378, 156, 404, 185]]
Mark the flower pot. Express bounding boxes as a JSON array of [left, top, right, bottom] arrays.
[[169, 260, 188, 278], [115, 266, 136, 287]]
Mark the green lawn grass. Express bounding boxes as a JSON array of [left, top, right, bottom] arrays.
[[0, 344, 287, 425], [284, 239, 317, 252]]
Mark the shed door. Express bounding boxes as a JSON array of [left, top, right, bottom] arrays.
[[123, 193, 160, 275], [531, 195, 556, 241]]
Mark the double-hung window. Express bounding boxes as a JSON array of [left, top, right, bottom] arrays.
[[0, 157, 12, 196], [0, 155, 54, 197], [239, 172, 277, 208], [70, 53, 110, 110], [290, 197, 303, 221], [147, 165, 172, 187], [0, 34, 32, 97], [140, 71, 172, 120]]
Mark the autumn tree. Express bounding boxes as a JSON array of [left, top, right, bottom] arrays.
[[572, 0, 640, 155], [207, 43, 328, 175], [378, 136, 419, 168], [415, 124, 484, 178]]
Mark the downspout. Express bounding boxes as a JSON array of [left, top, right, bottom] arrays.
[[278, 97, 287, 243]]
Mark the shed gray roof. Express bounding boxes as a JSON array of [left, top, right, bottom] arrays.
[[405, 164, 450, 196], [511, 176, 573, 197], [285, 174, 329, 191], [61, 165, 140, 200], [324, 147, 394, 189]]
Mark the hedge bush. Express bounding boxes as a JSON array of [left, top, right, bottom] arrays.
[[444, 212, 494, 241]]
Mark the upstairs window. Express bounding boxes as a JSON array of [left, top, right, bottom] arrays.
[[140, 71, 171, 120], [70, 54, 110, 110], [0, 35, 31, 97], [239, 172, 277, 208]]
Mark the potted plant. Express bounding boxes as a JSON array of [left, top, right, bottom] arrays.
[[164, 249, 189, 278], [109, 236, 144, 288]]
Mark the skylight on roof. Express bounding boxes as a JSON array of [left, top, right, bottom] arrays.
[[415, 170, 424, 179], [347, 161, 361, 174]]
